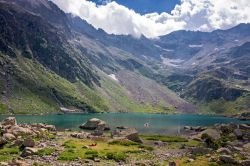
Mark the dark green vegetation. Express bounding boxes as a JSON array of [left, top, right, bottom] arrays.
[[0, 0, 250, 115], [141, 135, 188, 142]]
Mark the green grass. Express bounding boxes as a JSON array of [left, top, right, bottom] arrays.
[[108, 140, 139, 146], [58, 139, 143, 161], [141, 135, 188, 142], [37, 148, 56, 156], [0, 145, 20, 162], [0, 54, 113, 114]]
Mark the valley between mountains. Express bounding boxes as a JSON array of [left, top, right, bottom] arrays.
[[0, 0, 250, 115]]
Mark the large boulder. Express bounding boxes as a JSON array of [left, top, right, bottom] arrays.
[[199, 129, 221, 140], [1, 117, 17, 126], [112, 128, 142, 143], [2, 133, 16, 141], [80, 118, 110, 130], [8, 126, 33, 137]]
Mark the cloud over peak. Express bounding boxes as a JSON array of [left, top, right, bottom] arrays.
[[52, 0, 250, 38]]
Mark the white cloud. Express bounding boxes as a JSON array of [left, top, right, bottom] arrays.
[[52, 0, 250, 38]]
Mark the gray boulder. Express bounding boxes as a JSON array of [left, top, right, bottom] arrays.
[[112, 128, 142, 143], [8, 126, 33, 137], [80, 118, 110, 130], [3, 133, 16, 141]]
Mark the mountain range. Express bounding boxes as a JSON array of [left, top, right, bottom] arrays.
[[0, 0, 249, 115]]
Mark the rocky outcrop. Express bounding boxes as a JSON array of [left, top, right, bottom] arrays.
[[79, 118, 110, 130], [1, 117, 17, 126]]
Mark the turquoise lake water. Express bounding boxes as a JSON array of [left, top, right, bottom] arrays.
[[0, 113, 249, 134]]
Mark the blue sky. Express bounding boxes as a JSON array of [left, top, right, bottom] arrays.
[[92, 0, 180, 14]]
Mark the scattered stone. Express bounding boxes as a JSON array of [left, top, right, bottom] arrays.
[[180, 144, 186, 149], [23, 138, 35, 147], [21, 147, 38, 157], [1, 117, 17, 126], [71, 132, 90, 139], [189, 147, 210, 155], [188, 158, 195, 162], [12, 139, 23, 147], [0, 137, 7, 146], [0, 162, 8, 166], [80, 118, 110, 130], [169, 161, 176, 166], [243, 143, 250, 150], [184, 126, 191, 130], [9, 159, 29, 166], [217, 148, 232, 154], [234, 129, 243, 139], [209, 156, 217, 162], [192, 137, 202, 142], [231, 146, 243, 152], [94, 158, 100, 162], [239, 124, 250, 130], [219, 155, 238, 164], [154, 141, 166, 146], [241, 160, 250, 166]]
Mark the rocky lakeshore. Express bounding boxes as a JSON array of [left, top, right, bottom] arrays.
[[0, 117, 250, 166]]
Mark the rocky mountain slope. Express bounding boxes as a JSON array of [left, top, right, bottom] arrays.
[[0, 0, 195, 114], [0, 0, 249, 115]]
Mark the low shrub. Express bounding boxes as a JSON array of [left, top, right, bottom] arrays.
[[108, 140, 139, 146], [106, 152, 127, 162]]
